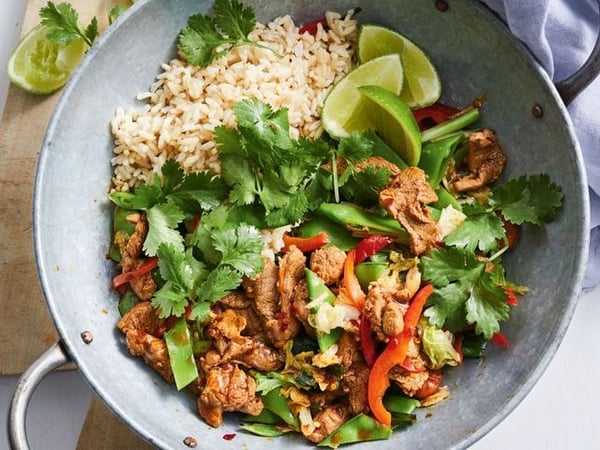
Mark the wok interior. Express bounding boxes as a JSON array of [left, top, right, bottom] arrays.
[[33, 0, 587, 448]]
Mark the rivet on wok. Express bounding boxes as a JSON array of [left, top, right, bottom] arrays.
[[532, 104, 544, 118], [435, 0, 449, 12], [183, 436, 197, 448], [80, 331, 93, 344]]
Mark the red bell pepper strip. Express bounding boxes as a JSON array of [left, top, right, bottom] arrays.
[[340, 248, 366, 311], [282, 231, 329, 253], [491, 331, 509, 348], [504, 286, 518, 306], [412, 102, 460, 131], [367, 283, 434, 427], [299, 18, 327, 35], [359, 314, 378, 367], [112, 256, 158, 290], [354, 235, 395, 264]]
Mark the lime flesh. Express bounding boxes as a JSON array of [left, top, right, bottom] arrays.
[[7, 25, 88, 95], [321, 54, 404, 138], [358, 24, 441, 108], [357, 85, 422, 166]]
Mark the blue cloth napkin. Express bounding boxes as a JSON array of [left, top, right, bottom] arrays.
[[482, 0, 600, 290]]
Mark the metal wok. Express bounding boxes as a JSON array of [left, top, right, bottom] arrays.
[[9, 0, 597, 448]]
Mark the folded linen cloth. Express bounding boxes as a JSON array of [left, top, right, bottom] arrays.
[[482, 0, 600, 290]]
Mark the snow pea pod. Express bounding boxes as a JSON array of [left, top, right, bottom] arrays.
[[305, 268, 344, 352], [239, 422, 288, 437], [421, 107, 480, 142], [262, 389, 300, 429], [317, 413, 392, 448], [242, 408, 282, 425], [298, 216, 360, 251], [316, 203, 409, 242], [419, 133, 463, 187], [118, 289, 139, 316], [383, 394, 420, 414], [355, 262, 388, 291], [164, 317, 199, 390]]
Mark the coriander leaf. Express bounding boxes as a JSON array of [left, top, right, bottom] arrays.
[[341, 166, 391, 206], [144, 201, 185, 256], [178, 14, 224, 66], [488, 174, 563, 225], [197, 266, 243, 302], [211, 223, 265, 276], [221, 155, 258, 205], [40, 1, 98, 47], [189, 302, 213, 322], [157, 244, 208, 293], [444, 203, 505, 253], [337, 131, 374, 163], [420, 247, 510, 339], [190, 206, 230, 265], [151, 281, 188, 318], [234, 99, 293, 153], [109, 183, 163, 210], [465, 273, 510, 338], [214, 0, 256, 40], [169, 171, 229, 214], [108, 6, 128, 25], [424, 281, 470, 332], [264, 190, 309, 227], [161, 159, 185, 195]]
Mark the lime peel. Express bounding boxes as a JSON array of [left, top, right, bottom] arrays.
[[7, 25, 88, 95]]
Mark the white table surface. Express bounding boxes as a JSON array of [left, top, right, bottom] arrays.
[[1, 1, 600, 449]]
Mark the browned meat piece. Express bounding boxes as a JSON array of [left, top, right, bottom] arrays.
[[336, 332, 370, 414], [309, 245, 347, 286], [243, 249, 303, 348], [124, 330, 174, 384], [363, 280, 408, 342], [452, 129, 507, 192], [217, 291, 264, 337], [198, 363, 263, 427], [118, 213, 157, 300], [243, 257, 279, 322], [291, 279, 315, 336], [343, 360, 370, 415], [117, 301, 164, 336], [389, 365, 429, 397], [306, 404, 349, 443], [380, 167, 440, 256], [202, 309, 283, 372], [218, 290, 252, 309]]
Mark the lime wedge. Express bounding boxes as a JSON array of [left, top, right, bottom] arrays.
[[321, 54, 403, 138], [358, 24, 441, 108], [357, 85, 422, 166], [7, 25, 88, 95]]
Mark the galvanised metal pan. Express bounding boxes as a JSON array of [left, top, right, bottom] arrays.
[[9, 0, 597, 448]]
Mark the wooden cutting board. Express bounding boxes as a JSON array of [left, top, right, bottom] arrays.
[[0, 0, 150, 447]]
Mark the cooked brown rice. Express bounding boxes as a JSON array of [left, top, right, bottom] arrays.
[[110, 11, 358, 191]]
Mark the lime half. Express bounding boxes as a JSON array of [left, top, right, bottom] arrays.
[[358, 24, 441, 108], [7, 25, 88, 95], [358, 85, 422, 166], [322, 54, 404, 138]]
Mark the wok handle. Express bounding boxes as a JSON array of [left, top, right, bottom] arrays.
[[8, 341, 72, 450], [555, 0, 600, 105]]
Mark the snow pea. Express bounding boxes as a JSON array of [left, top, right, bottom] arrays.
[[298, 216, 360, 251], [118, 289, 139, 316], [242, 408, 282, 425], [316, 203, 409, 242], [305, 268, 344, 352], [433, 185, 462, 211], [239, 423, 288, 437], [355, 262, 388, 291], [262, 389, 300, 429], [317, 413, 392, 448], [383, 394, 420, 414], [369, 131, 408, 169], [461, 334, 488, 358], [109, 206, 136, 262], [421, 107, 480, 142], [419, 134, 463, 188], [164, 318, 199, 390]]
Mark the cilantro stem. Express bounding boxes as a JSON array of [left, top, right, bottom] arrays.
[[488, 244, 509, 262], [331, 152, 340, 203]]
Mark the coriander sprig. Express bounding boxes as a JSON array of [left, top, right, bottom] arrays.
[[178, 0, 278, 67], [39, 1, 99, 48]]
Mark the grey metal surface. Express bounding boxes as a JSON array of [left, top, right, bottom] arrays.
[[25, 0, 590, 449]]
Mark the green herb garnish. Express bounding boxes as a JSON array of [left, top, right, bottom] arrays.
[[178, 0, 278, 67], [40, 1, 98, 47]]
